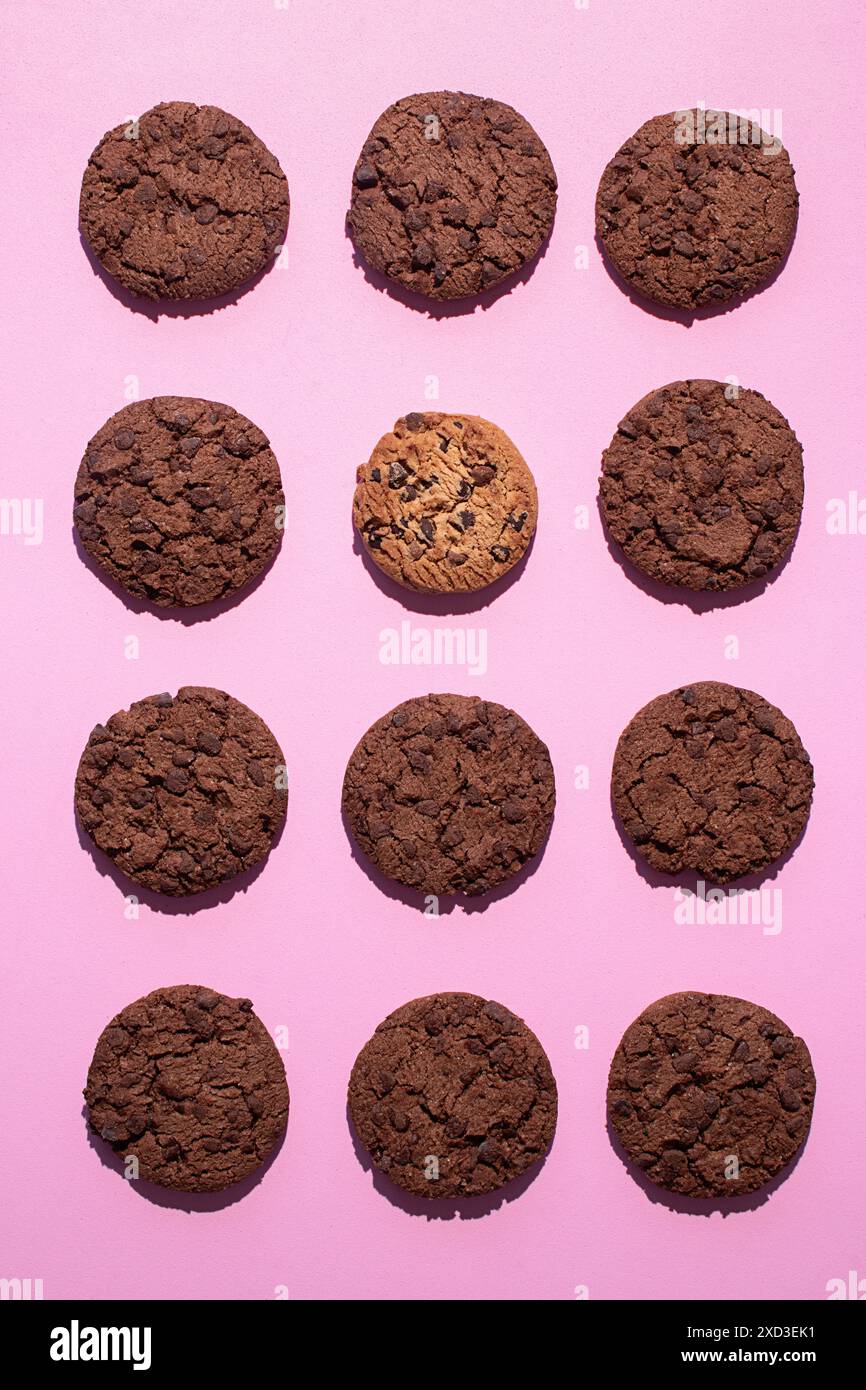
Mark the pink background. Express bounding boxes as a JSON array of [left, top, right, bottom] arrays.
[[1, 0, 864, 1301]]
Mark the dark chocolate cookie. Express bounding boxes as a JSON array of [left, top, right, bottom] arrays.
[[342, 694, 555, 897], [611, 682, 813, 883], [348, 91, 557, 300], [85, 985, 288, 1193], [74, 397, 284, 608], [599, 380, 803, 591], [349, 992, 557, 1198], [596, 109, 798, 309], [80, 102, 289, 301], [75, 687, 287, 896], [608, 991, 815, 1198], [354, 412, 537, 592]]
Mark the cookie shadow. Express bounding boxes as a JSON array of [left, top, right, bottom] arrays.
[[79, 229, 281, 321], [593, 225, 797, 326], [605, 1110, 806, 1216], [596, 495, 801, 613], [74, 791, 285, 917], [346, 219, 553, 319], [352, 524, 535, 616], [609, 783, 810, 892], [83, 1102, 286, 1211], [346, 1101, 549, 1219], [72, 524, 282, 626], [340, 803, 552, 916]]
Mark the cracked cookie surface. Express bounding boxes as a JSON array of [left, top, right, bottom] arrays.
[[75, 687, 287, 896], [348, 91, 557, 300], [85, 985, 289, 1193], [599, 380, 803, 591], [612, 682, 813, 883], [608, 991, 815, 1198], [80, 101, 289, 300], [354, 412, 537, 592], [342, 694, 555, 897], [75, 397, 285, 608], [595, 110, 798, 309], [349, 992, 557, 1198]]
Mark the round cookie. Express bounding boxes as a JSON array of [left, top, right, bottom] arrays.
[[85, 985, 288, 1193], [595, 109, 798, 309], [354, 412, 537, 593], [80, 101, 289, 301], [349, 992, 557, 1199], [75, 397, 285, 608], [608, 991, 815, 1198], [342, 694, 555, 897], [75, 687, 287, 897], [599, 380, 803, 591], [611, 682, 813, 883], [348, 91, 557, 300]]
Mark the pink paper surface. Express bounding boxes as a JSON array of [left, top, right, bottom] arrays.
[[1, 0, 864, 1301]]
